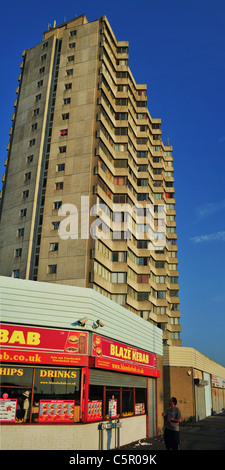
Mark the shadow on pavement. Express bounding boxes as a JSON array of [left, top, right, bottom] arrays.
[[120, 411, 225, 451]]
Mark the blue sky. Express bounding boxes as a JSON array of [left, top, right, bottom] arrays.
[[1, 0, 225, 366]]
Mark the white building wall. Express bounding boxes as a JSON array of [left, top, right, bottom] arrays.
[[0, 276, 163, 355], [1, 415, 146, 450]]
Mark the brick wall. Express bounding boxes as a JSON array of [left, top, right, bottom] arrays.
[[163, 366, 195, 421]]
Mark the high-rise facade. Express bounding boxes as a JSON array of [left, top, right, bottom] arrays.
[[0, 15, 181, 345]]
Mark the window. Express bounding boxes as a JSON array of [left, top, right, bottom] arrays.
[[32, 123, 37, 131], [170, 303, 179, 311], [33, 108, 39, 116], [20, 208, 27, 218], [70, 30, 77, 37], [137, 292, 149, 301], [67, 55, 74, 62], [43, 41, 48, 49], [137, 240, 148, 249], [60, 129, 68, 136], [49, 242, 58, 252], [114, 176, 126, 185], [62, 113, 70, 120], [89, 383, 146, 420], [115, 113, 127, 121], [63, 97, 71, 104], [48, 264, 57, 274], [112, 252, 126, 262], [29, 139, 35, 147], [41, 54, 47, 61], [137, 113, 147, 120], [59, 146, 67, 153], [116, 98, 127, 106], [69, 42, 76, 48], [169, 290, 179, 297], [116, 72, 127, 79], [137, 179, 148, 186], [66, 69, 73, 76], [111, 272, 126, 283], [52, 221, 60, 230], [57, 163, 65, 172], [35, 94, 41, 102], [17, 228, 24, 237], [0, 366, 81, 424], [137, 165, 147, 172], [115, 128, 128, 136], [113, 194, 127, 204], [169, 317, 179, 325], [137, 151, 147, 159], [137, 274, 149, 284], [53, 201, 62, 210], [111, 294, 126, 306], [22, 190, 29, 199], [24, 172, 31, 182], [27, 155, 33, 164], [155, 261, 165, 269], [39, 67, 45, 74], [157, 291, 166, 299], [65, 83, 72, 90], [169, 332, 180, 340], [157, 322, 167, 331], [117, 46, 128, 54], [168, 277, 179, 284], [137, 193, 148, 201], [15, 248, 22, 257], [12, 269, 20, 278], [55, 182, 63, 190], [155, 275, 165, 284]]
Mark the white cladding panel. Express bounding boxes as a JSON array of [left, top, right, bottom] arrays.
[[0, 276, 163, 355]]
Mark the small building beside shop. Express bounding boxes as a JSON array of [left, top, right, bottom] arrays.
[[163, 346, 225, 423], [0, 276, 163, 450]]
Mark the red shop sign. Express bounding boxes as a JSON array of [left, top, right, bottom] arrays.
[[92, 334, 160, 377], [0, 324, 88, 366]]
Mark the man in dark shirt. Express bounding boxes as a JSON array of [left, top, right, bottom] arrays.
[[162, 397, 182, 450]]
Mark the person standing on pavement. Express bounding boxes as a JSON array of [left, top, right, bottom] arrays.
[[162, 397, 182, 450]]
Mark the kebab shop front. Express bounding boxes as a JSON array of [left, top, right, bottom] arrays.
[[0, 323, 160, 435]]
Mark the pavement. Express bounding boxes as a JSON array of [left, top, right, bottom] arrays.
[[120, 411, 225, 451]]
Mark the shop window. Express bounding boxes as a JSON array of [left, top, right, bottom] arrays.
[[0, 366, 81, 424], [122, 388, 134, 417], [32, 367, 81, 423], [88, 384, 147, 421], [0, 367, 33, 423]]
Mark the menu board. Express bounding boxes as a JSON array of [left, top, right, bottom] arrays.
[[87, 400, 102, 421], [0, 398, 17, 422], [38, 399, 75, 423], [108, 398, 117, 418], [135, 403, 145, 415]]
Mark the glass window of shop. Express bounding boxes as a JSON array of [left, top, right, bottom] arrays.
[[88, 384, 146, 419], [0, 366, 81, 424]]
